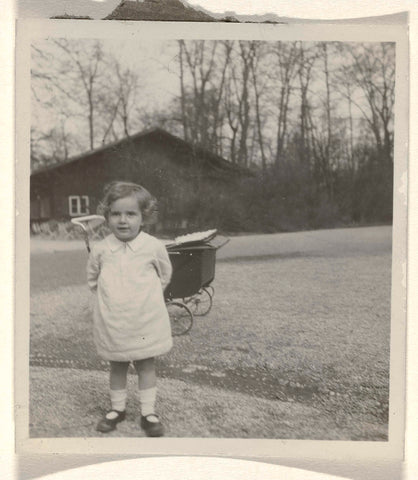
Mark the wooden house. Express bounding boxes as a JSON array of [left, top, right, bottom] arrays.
[[30, 127, 250, 231]]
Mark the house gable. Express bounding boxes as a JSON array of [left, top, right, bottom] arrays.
[[30, 128, 250, 224]]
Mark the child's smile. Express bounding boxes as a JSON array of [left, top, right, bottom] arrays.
[[108, 195, 143, 242]]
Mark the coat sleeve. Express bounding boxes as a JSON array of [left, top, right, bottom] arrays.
[[86, 244, 101, 292], [154, 241, 172, 291]]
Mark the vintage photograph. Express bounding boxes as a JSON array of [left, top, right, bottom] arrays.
[[18, 19, 406, 451]]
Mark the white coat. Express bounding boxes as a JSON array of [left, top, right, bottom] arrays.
[[87, 232, 173, 361]]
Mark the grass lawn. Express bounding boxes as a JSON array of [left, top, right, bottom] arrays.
[[29, 226, 392, 440]]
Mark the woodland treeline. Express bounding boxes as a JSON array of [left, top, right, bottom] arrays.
[[31, 39, 395, 232]]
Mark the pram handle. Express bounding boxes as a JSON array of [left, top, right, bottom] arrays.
[[70, 214, 105, 231], [71, 214, 105, 253]]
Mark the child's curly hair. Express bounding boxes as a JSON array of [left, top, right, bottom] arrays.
[[98, 181, 158, 224]]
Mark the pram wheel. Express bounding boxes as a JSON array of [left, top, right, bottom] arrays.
[[166, 300, 193, 336], [205, 285, 215, 298], [185, 287, 213, 316]]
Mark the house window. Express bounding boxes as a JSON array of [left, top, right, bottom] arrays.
[[69, 195, 90, 216]]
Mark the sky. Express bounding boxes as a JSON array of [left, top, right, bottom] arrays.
[[102, 38, 180, 98], [31, 35, 382, 164], [31, 38, 183, 154], [32, 37, 180, 109]]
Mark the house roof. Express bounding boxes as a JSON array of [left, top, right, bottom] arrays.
[[31, 127, 252, 179]]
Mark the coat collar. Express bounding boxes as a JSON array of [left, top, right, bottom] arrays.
[[107, 231, 144, 252]]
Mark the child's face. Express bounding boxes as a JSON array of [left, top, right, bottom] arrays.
[[108, 195, 143, 242]]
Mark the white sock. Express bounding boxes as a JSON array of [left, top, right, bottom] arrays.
[[138, 387, 157, 419], [110, 389, 127, 412]]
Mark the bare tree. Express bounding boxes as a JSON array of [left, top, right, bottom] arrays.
[[221, 41, 254, 167], [51, 39, 106, 150], [337, 43, 395, 166], [307, 42, 338, 200], [271, 41, 299, 167], [177, 40, 220, 149], [30, 120, 78, 170], [248, 41, 269, 173], [209, 41, 233, 154], [176, 40, 239, 160], [296, 43, 318, 167], [235, 42, 253, 168], [223, 70, 240, 164], [32, 39, 147, 162], [178, 40, 190, 142], [100, 58, 142, 144]]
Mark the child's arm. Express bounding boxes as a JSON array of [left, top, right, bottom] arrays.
[[86, 245, 101, 292], [154, 242, 173, 290]]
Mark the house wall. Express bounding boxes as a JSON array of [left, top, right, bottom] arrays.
[[50, 151, 121, 218], [30, 135, 235, 229], [30, 174, 55, 222]]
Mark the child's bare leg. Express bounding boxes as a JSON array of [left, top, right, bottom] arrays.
[[133, 358, 156, 390], [109, 361, 130, 390], [133, 358, 163, 436]]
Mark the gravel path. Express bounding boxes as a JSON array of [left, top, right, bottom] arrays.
[[30, 225, 392, 257], [29, 225, 392, 440], [30, 226, 392, 293]]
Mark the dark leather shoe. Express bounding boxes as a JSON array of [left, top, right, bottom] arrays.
[[140, 414, 164, 437], [96, 410, 126, 433]]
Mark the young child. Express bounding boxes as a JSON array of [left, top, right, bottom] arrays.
[[87, 181, 173, 437]]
